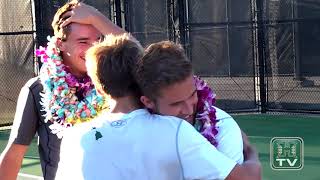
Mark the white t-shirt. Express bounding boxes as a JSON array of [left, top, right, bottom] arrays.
[[56, 109, 237, 180], [214, 106, 244, 164]]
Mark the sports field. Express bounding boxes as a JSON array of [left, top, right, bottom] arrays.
[[235, 114, 320, 180], [1, 113, 319, 180]]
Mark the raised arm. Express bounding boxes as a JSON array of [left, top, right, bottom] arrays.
[[60, 2, 126, 36]]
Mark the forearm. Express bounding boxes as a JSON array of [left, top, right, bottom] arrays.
[[226, 144, 261, 180], [241, 143, 261, 179], [0, 144, 28, 180], [240, 159, 261, 180], [0, 156, 22, 180], [225, 160, 261, 180], [91, 13, 126, 35], [62, 3, 126, 36]]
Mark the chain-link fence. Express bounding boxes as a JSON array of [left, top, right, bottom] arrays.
[[179, 0, 320, 113], [123, 0, 257, 112], [124, 0, 171, 47], [0, 0, 113, 126], [184, 0, 258, 112], [262, 0, 320, 112], [124, 0, 320, 113], [1, 0, 319, 126], [0, 0, 35, 126]]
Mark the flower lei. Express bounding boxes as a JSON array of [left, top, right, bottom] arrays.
[[35, 36, 106, 138], [194, 76, 219, 147]]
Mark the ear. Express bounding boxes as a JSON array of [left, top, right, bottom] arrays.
[[56, 38, 66, 51], [140, 96, 155, 110]]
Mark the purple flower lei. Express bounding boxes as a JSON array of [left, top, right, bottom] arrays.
[[194, 76, 219, 147]]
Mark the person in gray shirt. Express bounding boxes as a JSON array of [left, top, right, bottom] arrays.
[[0, 2, 125, 179]]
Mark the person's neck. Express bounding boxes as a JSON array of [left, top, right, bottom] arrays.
[[109, 95, 142, 114], [69, 69, 86, 79]]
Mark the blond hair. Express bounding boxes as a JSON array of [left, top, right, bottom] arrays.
[[51, 0, 79, 40]]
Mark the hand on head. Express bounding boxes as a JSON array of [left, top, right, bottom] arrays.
[[60, 2, 104, 29]]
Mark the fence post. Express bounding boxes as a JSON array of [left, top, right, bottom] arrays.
[[177, 0, 191, 61], [33, 0, 45, 46], [256, 0, 267, 113], [33, 0, 47, 72], [167, 0, 175, 41], [114, 0, 123, 28], [292, 0, 302, 81], [123, 0, 131, 32], [177, 0, 186, 46]]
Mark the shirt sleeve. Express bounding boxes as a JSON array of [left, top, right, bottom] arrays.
[[177, 120, 237, 180], [215, 107, 244, 164], [9, 84, 39, 145]]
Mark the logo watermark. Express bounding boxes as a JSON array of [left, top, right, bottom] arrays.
[[270, 137, 304, 170]]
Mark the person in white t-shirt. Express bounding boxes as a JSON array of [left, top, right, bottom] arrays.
[[135, 41, 246, 164], [56, 34, 261, 180]]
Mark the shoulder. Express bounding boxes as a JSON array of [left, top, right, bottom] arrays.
[[213, 106, 244, 164], [135, 109, 184, 126], [151, 113, 185, 128], [15, 77, 43, 108], [215, 106, 232, 119], [61, 122, 94, 150], [153, 114, 183, 122], [140, 111, 187, 140], [214, 106, 239, 129], [23, 77, 42, 94], [63, 115, 107, 140], [64, 122, 94, 137], [24, 76, 41, 88]]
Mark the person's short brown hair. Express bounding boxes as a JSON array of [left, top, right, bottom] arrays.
[[86, 34, 143, 98], [51, 0, 79, 40], [135, 41, 193, 100]]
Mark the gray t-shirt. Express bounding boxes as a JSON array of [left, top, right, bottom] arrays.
[[9, 77, 61, 180]]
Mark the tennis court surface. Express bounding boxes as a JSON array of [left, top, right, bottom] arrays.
[[1, 113, 319, 180]]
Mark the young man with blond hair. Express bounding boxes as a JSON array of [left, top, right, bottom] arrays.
[[135, 40, 261, 179], [56, 35, 261, 180], [0, 2, 125, 179]]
